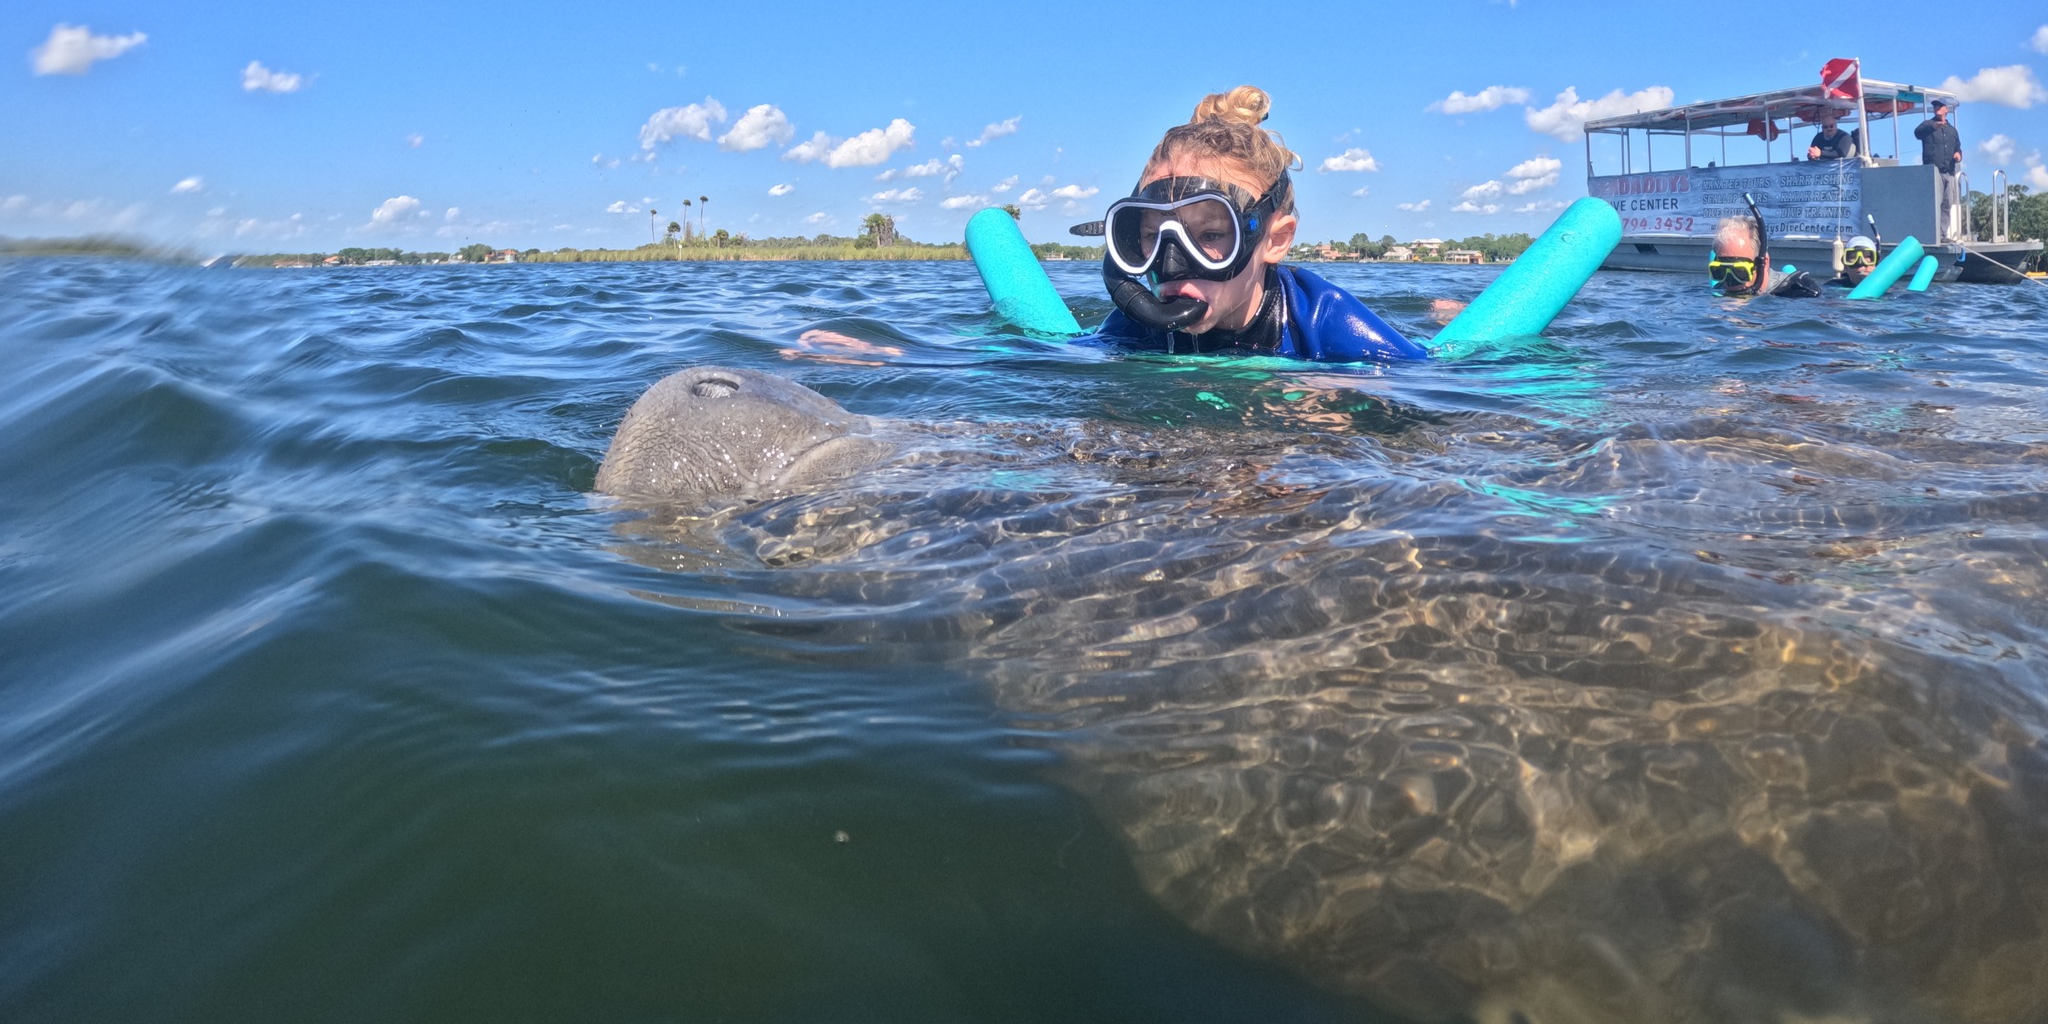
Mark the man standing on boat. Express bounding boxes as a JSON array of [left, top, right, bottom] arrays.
[[1914, 100, 1962, 241]]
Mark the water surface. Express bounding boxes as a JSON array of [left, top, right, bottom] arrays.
[[5, 257, 2048, 1024]]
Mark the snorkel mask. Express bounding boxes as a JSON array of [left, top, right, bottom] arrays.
[[1100, 173, 1288, 331]]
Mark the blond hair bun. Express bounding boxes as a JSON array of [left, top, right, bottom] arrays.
[[1145, 85, 1300, 215], [1191, 85, 1271, 126]]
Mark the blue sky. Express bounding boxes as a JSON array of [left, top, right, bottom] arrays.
[[5, 1, 2046, 252]]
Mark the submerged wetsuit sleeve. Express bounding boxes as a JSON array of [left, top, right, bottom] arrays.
[[1278, 266, 1429, 362]]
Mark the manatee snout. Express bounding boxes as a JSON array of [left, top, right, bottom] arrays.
[[595, 365, 896, 504]]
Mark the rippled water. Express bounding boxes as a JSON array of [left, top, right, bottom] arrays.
[[5, 256, 2048, 1024]]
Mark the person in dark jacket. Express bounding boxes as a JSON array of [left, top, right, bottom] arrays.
[[1806, 112, 1859, 161], [1915, 100, 1963, 241], [1094, 85, 1428, 362]]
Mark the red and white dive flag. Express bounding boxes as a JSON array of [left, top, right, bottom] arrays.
[[1821, 58, 1862, 100]]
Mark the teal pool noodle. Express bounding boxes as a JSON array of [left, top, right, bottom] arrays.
[[965, 208, 1081, 336], [1907, 254, 1939, 292], [1847, 235, 1925, 299], [1433, 197, 1622, 350]]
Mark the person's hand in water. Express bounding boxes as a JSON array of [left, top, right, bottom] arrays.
[[786, 329, 904, 366], [1430, 298, 1467, 324]]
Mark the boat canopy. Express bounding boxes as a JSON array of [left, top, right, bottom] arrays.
[[1585, 79, 1960, 134]]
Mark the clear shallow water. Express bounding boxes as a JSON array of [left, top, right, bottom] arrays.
[[4, 257, 2048, 1024]]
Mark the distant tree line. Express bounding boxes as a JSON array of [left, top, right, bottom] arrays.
[[0, 235, 184, 259], [1030, 242, 1105, 260], [1968, 185, 2048, 270], [1289, 232, 1536, 262]]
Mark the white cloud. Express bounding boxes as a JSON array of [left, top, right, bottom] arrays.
[[196, 209, 308, 242], [804, 212, 832, 225], [606, 200, 639, 214], [1938, 66, 2048, 108], [445, 207, 460, 221], [2034, 25, 2048, 54], [1319, 148, 1380, 173], [1525, 85, 1674, 141], [824, 119, 916, 168], [1462, 180, 1504, 200], [1397, 200, 1432, 212], [768, 183, 794, 196], [1015, 187, 1050, 211], [879, 154, 964, 182], [2, 195, 28, 214], [1452, 200, 1500, 214], [965, 116, 1020, 148], [941, 194, 988, 210], [407, 133, 425, 148], [170, 177, 203, 195], [1513, 200, 1568, 214], [1429, 86, 1530, 114], [1049, 184, 1098, 200], [1504, 156, 1562, 194], [1981, 134, 2017, 165], [990, 174, 1018, 193], [1351, 186, 1370, 198], [591, 153, 620, 169], [639, 98, 728, 149], [2028, 153, 2048, 190], [369, 196, 422, 225], [718, 104, 793, 152], [30, 25, 145, 76], [868, 187, 923, 204], [782, 131, 835, 163], [241, 61, 303, 93]]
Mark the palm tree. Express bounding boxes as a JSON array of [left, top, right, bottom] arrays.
[[698, 195, 709, 236], [648, 208, 658, 245], [666, 221, 682, 246], [1001, 204, 1021, 221], [862, 212, 897, 247], [682, 199, 692, 240]]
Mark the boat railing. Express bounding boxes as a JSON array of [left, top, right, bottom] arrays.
[[1992, 169, 2010, 243], [1957, 171, 1972, 242]]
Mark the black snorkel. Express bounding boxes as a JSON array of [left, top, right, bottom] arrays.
[[1074, 214, 1212, 330], [1745, 191, 1769, 280], [1102, 258, 1211, 331]]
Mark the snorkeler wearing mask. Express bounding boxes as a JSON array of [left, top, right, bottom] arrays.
[[1092, 86, 1428, 362], [1708, 193, 1820, 298], [1824, 235, 1878, 288]]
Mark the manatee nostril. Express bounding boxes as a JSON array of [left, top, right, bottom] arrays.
[[692, 374, 741, 399]]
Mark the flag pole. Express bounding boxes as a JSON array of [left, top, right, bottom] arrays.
[[1853, 57, 1870, 164]]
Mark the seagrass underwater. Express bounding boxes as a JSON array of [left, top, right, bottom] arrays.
[[7, 255, 2048, 1023]]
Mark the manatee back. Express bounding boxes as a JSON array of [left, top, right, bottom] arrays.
[[595, 366, 893, 504]]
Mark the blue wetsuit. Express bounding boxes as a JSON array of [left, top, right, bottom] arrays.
[[1096, 265, 1428, 362]]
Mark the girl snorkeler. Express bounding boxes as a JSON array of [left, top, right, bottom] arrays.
[[1095, 86, 1429, 362]]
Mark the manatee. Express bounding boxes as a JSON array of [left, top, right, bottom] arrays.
[[595, 365, 901, 504], [595, 367, 2048, 1024]]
